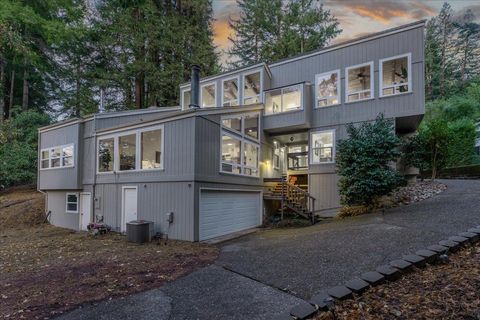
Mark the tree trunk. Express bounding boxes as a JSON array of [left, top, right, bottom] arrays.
[[22, 66, 28, 111], [0, 60, 5, 122], [135, 77, 144, 109], [9, 70, 14, 118]]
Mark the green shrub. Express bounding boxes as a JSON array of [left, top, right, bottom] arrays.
[[337, 114, 403, 206]]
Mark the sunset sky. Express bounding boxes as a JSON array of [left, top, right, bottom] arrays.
[[211, 0, 480, 65]]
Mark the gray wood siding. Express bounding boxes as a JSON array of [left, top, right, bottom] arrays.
[[39, 123, 82, 190], [94, 109, 180, 131], [309, 173, 341, 211], [47, 191, 80, 230]]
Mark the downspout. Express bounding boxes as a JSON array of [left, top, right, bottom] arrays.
[[37, 129, 49, 222], [92, 114, 97, 222]]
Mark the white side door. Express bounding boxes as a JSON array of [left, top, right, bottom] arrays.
[[122, 186, 138, 232], [79, 193, 92, 231]]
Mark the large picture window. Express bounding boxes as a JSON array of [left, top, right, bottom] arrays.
[[98, 138, 114, 172], [346, 62, 373, 102], [243, 71, 261, 104], [40, 144, 75, 170], [310, 130, 335, 164], [315, 70, 340, 107], [221, 113, 260, 177], [201, 83, 216, 108], [222, 77, 239, 106], [119, 134, 136, 171], [141, 129, 162, 169], [380, 53, 411, 97], [264, 84, 302, 115]]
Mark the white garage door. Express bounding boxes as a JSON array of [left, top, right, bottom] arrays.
[[199, 190, 261, 241]]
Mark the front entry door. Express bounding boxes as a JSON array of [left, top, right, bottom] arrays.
[[122, 187, 138, 232], [79, 193, 92, 231]]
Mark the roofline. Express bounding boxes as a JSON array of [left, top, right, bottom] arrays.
[[269, 20, 426, 67]]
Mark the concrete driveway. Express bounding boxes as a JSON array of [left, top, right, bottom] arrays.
[[59, 180, 480, 319]]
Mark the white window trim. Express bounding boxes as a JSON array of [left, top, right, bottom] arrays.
[[273, 143, 281, 170], [96, 124, 165, 174], [200, 81, 217, 108], [263, 83, 304, 116], [180, 87, 191, 110], [379, 53, 412, 98], [40, 143, 75, 170], [242, 69, 263, 105], [66, 192, 79, 213], [221, 75, 240, 107], [315, 69, 341, 108], [309, 129, 336, 165], [345, 61, 374, 104], [220, 112, 261, 178]]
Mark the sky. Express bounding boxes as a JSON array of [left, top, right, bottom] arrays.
[[211, 0, 480, 65]]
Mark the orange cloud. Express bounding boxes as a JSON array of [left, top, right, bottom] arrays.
[[213, 20, 233, 50]]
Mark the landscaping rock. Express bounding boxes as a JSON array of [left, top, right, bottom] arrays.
[[345, 278, 370, 294], [290, 302, 317, 319], [389, 259, 412, 271], [402, 254, 426, 267], [308, 292, 332, 311], [327, 286, 353, 300], [448, 235, 469, 245], [360, 271, 385, 286], [459, 232, 479, 243], [415, 249, 438, 263], [379, 180, 446, 208], [427, 244, 448, 254], [375, 265, 401, 280]]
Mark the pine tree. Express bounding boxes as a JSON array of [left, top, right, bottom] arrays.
[[453, 9, 480, 87], [436, 3, 456, 97], [425, 18, 442, 100]]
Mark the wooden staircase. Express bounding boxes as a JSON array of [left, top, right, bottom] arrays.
[[264, 177, 316, 223]]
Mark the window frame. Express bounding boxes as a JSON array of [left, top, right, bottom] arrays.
[[220, 112, 261, 178], [65, 192, 79, 213], [379, 53, 412, 98], [263, 83, 304, 116], [315, 69, 341, 108], [96, 124, 165, 174], [242, 69, 263, 105], [180, 87, 191, 110], [200, 81, 217, 108], [345, 61, 374, 104], [273, 141, 281, 170], [40, 143, 75, 170], [309, 129, 336, 165], [221, 75, 240, 107]]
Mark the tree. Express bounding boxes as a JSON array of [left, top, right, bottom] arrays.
[[425, 18, 442, 100], [453, 9, 480, 87], [337, 114, 402, 206]]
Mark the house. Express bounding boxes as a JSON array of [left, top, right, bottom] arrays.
[[37, 21, 425, 241]]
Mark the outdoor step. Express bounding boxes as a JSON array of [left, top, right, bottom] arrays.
[[360, 271, 385, 286], [402, 254, 426, 267]]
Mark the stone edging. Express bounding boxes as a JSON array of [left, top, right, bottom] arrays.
[[280, 226, 480, 320]]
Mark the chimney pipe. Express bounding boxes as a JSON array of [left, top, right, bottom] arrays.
[[189, 65, 200, 109]]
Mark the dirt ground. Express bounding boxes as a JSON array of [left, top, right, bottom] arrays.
[[315, 244, 480, 320], [0, 187, 218, 319]]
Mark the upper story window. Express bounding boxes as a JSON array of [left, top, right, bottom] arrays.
[[243, 71, 261, 104], [264, 84, 302, 115], [40, 144, 75, 170], [310, 130, 335, 164], [181, 89, 191, 110], [380, 53, 411, 97], [201, 83, 216, 108], [316, 70, 340, 107], [221, 113, 260, 177], [346, 62, 374, 103], [222, 77, 239, 106], [97, 125, 164, 173]]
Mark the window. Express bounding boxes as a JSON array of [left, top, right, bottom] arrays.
[[201, 83, 216, 108], [97, 125, 164, 173], [40, 144, 75, 170], [181, 89, 191, 110], [119, 134, 136, 171], [273, 141, 280, 170], [66, 193, 78, 213], [243, 71, 261, 104], [264, 84, 303, 115], [346, 62, 374, 102], [220, 113, 260, 177], [316, 70, 340, 107], [98, 138, 114, 172], [222, 77, 239, 106], [310, 130, 335, 164], [380, 53, 411, 97], [141, 129, 162, 169]]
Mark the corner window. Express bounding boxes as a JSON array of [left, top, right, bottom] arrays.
[[98, 138, 114, 172], [66, 193, 78, 213], [222, 117, 242, 133], [316, 70, 340, 107], [264, 84, 302, 115], [310, 130, 335, 164], [141, 129, 162, 169], [380, 54, 411, 97], [346, 62, 373, 102], [244, 114, 259, 140], [222, 77, 239, 106], [243, 71, 261, 104], [244, 142, 259, 176], [181, 89, 191, 110], [40, 144, 75, 169], [119, 134, 136, 171], [201, 83, 216, 108], [221, 134, 242, 174]]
